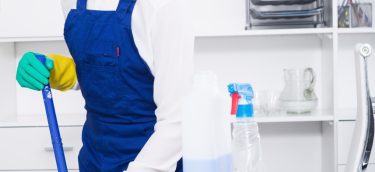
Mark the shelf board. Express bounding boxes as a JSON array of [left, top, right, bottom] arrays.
[[1, 111, 334, 127], [0, 36, 64, 43], [336, 107, 374, 121], [196, 28, 375, 38], [1, 27, 373, 42], [335, 108, 356, 121], [254, 115, 334, 123], [253, 110, 334, 123], [195, 28, 334, 38], [337, 28, 375, 34], [337, 115, 356, 121]]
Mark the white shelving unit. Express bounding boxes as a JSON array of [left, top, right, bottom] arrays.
[[191, 0, 374, 172], [0, 0, 374, 171]]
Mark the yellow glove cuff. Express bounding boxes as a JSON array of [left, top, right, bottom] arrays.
[[47, 54, 77, 91]]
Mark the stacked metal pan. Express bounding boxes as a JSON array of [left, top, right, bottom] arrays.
[[246, 0, 326, 29]]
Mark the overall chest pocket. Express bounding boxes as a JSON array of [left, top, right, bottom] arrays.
[[79, 40, 129, 100], [84, 40, 119, 67]]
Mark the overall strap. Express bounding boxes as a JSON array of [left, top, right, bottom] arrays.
[[77, 0, 87, 10], [116, 0, 137, 12]]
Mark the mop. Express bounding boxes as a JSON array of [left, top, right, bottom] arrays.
[[346, 44, 374, 172], [36, 55, 68, 172]]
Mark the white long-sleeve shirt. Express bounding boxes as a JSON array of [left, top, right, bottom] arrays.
[[59, 0, 194, 171]]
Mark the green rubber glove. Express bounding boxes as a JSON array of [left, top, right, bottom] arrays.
[[16, 52, 54, 91]]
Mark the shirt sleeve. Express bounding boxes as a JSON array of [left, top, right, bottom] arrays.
[[126, 0, 194, 171], [59, 0, 76, 18], [58, 0, 81, 90]]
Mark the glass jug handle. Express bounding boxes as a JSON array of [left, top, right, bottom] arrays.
[[304, 68, 315, 98]]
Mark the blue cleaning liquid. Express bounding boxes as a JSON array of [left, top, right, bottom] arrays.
[[183, 154, 232, 172]]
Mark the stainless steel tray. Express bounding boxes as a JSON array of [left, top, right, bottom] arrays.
[[251, 0, 316, 5], [250, 7, 324, 19], [251, 21, 322, 26]]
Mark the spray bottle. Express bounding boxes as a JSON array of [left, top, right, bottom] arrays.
[[228, 83, 262, 172]]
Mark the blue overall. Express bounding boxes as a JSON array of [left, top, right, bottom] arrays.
[[63, 0, 183, 171]]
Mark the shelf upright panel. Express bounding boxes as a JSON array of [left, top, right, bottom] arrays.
[[332, 0, 339, 29], [322, 120, 336, 172]]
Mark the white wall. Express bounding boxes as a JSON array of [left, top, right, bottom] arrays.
[[0, 43, 16, 121], [0, 0, 64, 38], [194, 35, 330, 110], [192, 0, 246, 35], [335, 34, 375, 115]]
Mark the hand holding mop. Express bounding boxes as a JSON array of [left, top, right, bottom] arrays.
[[36, 54, 68, 172]]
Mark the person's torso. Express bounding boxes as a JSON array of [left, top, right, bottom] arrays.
[[64, 0, 157, 123], [65, 1, 158, 170]]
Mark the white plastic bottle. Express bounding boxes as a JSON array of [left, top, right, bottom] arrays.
[[228, 83, 262, 172], [182, 72, 232, 172]]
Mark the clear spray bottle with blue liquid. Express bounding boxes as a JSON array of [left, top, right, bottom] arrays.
[[228, 83, 262, 172]]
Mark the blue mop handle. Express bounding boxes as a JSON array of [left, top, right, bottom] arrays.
[[36, 55, 68, 172]]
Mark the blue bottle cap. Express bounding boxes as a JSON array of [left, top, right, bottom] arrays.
[[237, 104, 254, 118]]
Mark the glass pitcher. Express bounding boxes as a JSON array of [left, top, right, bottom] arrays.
[[280, 68, 317, 114]]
